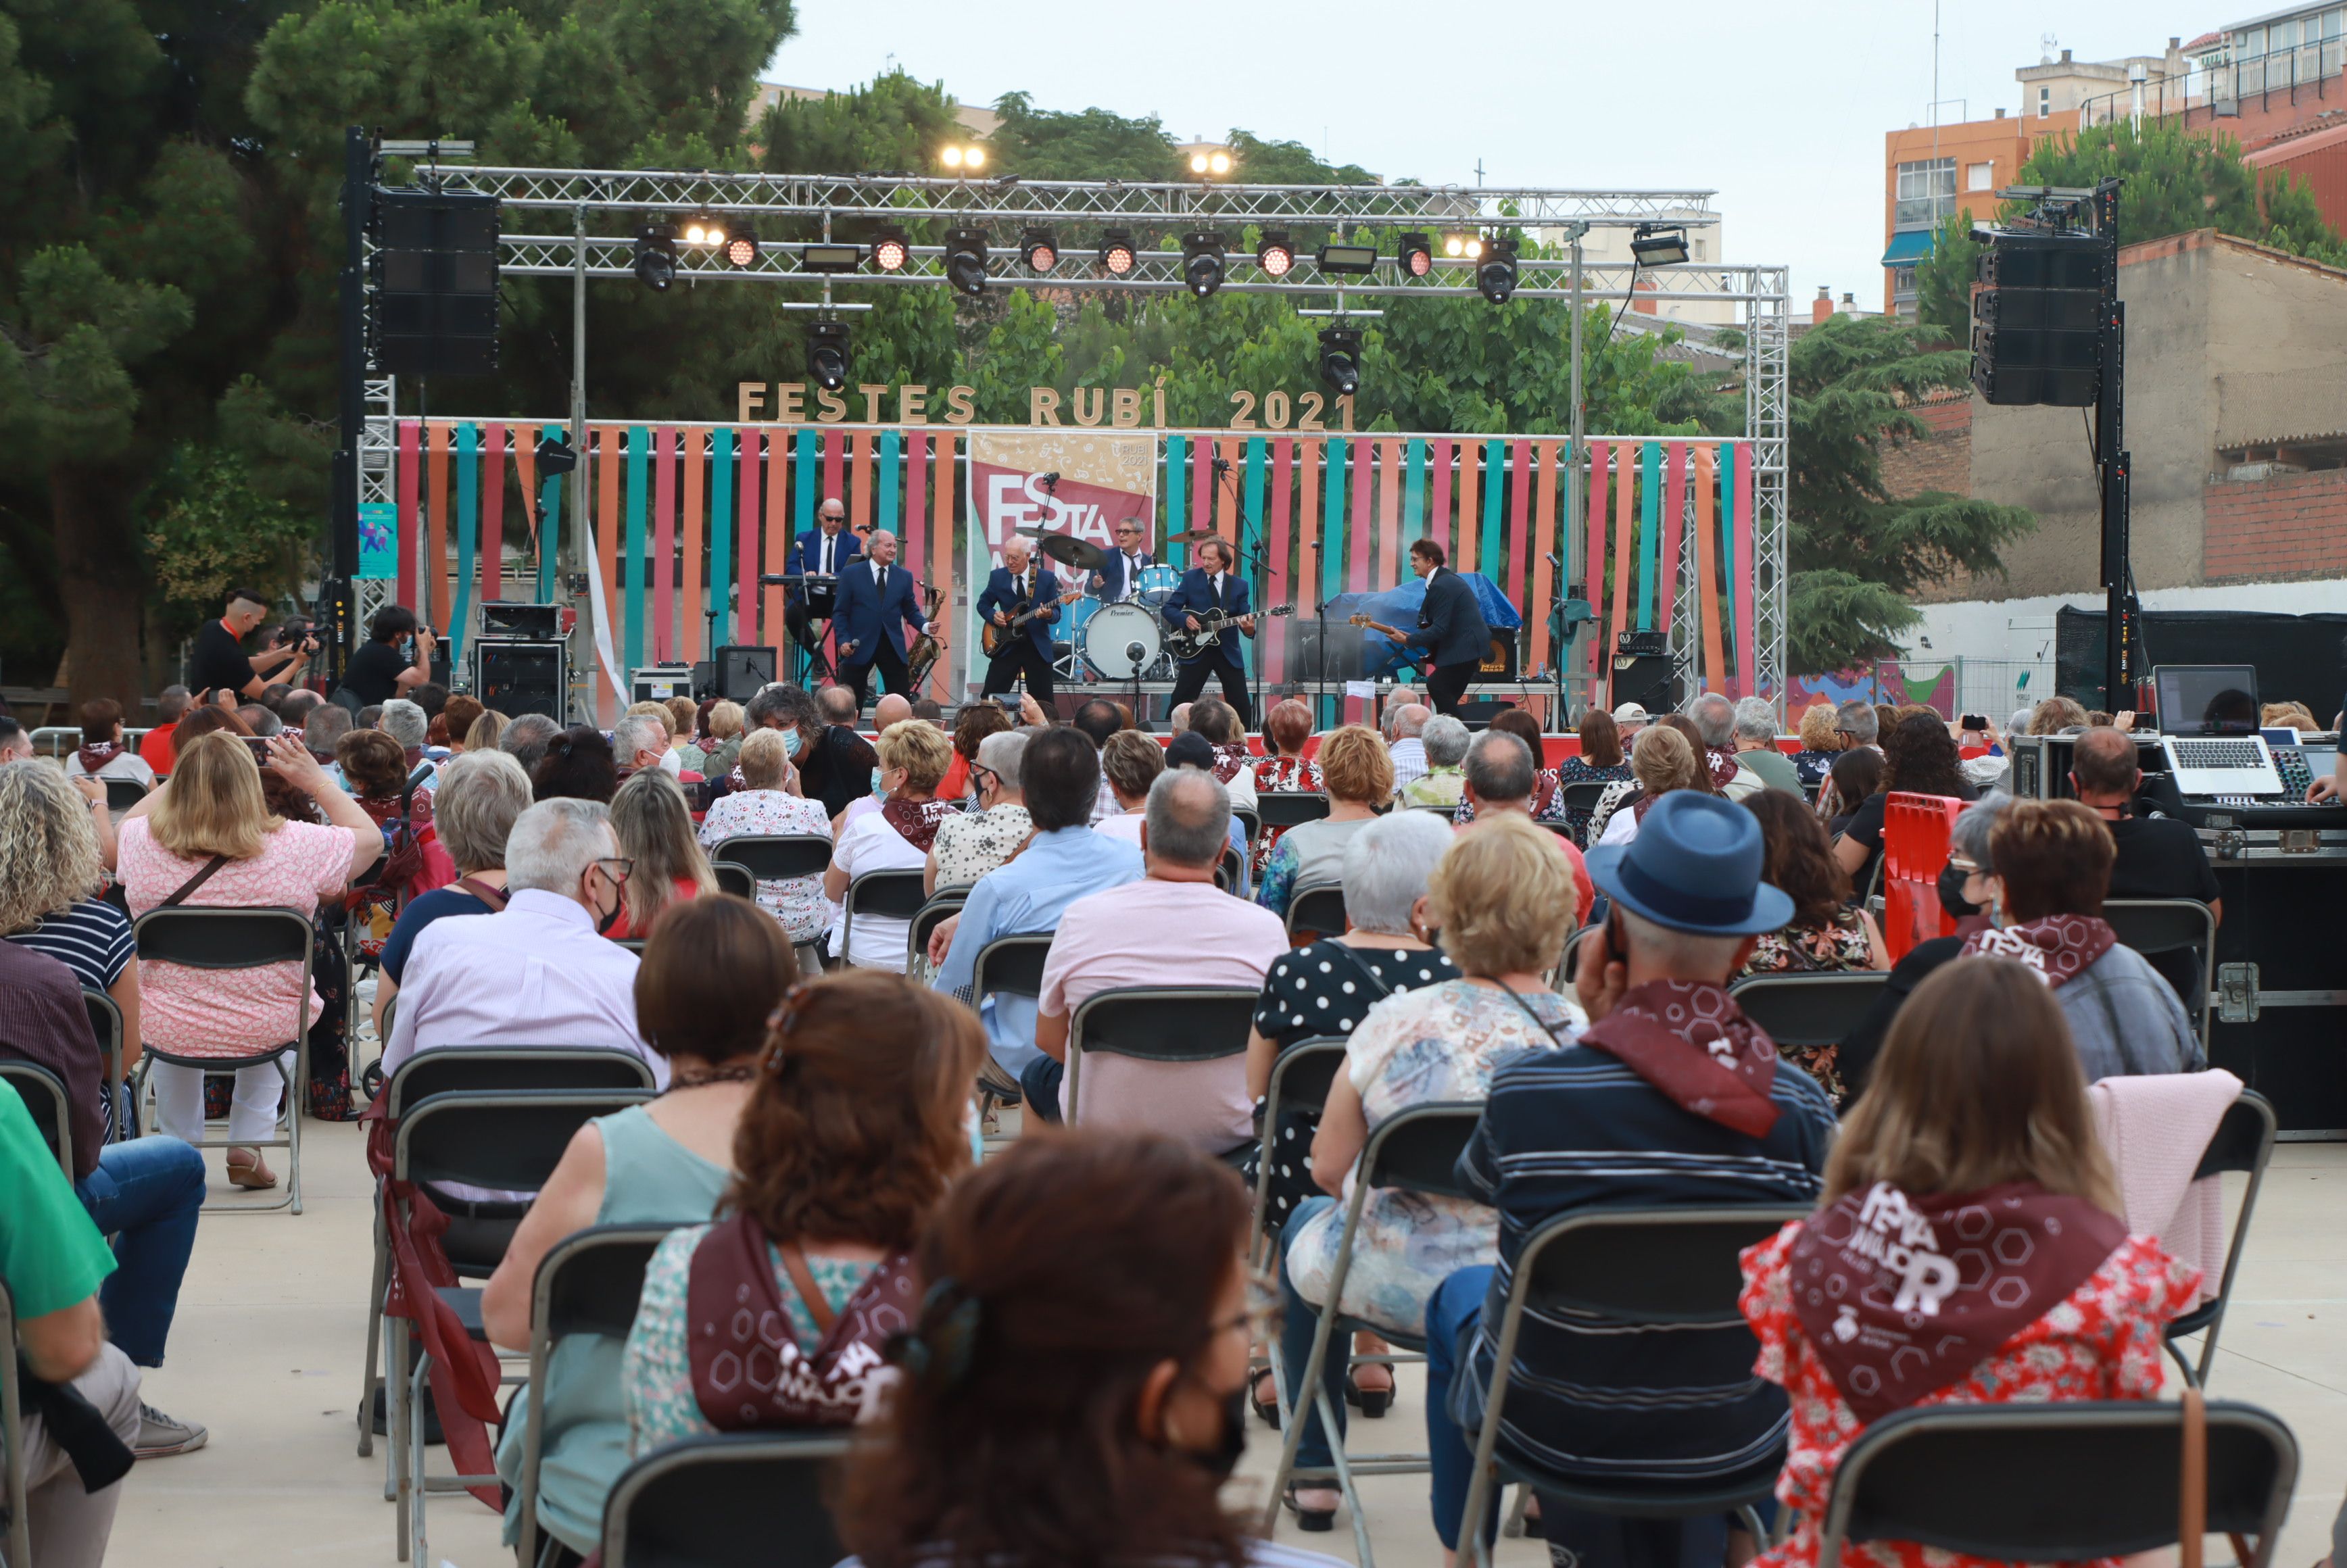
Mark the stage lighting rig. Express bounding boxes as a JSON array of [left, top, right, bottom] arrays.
[[1097, 228, 1138, 276], [1256, 230, 1296, 278], [1021, 227, 1059, 273], [723, 222, 760, 268], [1397, 233, 1434, 277], [679, 214, 727, 248], [1477, 238, 1519, 303], [1630, 224, 1691, 266], [1317, 241, 1378, 275], [804, 319, 851, 391], [1182, 231, 1227, 297], [945, 229, 990, 295], [939, 143, 988, 172], [1442, 232, 1484, 262], [1188, 147, 1234, 178], [801, 242, 863, 274], [633, 224, 677, 290], [1317, 324, 1363, 395], [871, 224, 911, 272]]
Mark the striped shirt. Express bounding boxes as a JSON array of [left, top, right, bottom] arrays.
[[1451, 1040, 1835, 1485], [6, 898, 135, 993]]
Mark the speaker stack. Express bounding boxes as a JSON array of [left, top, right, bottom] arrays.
[[1611, 631, 1683, 713], [370, 187, 502, 378], [1970, 231, 2102, 408], [472, 599, 567, 719]]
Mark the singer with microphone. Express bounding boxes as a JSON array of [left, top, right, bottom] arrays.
[[831, 528, 938, 714], [1402, 538, 1490, 716]]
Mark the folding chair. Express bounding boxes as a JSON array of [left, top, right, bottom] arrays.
[[1262, 1102, 1486, 1568], [129, 905, 316, 1214], [516, 1225, 678, 1568], [906, 889, 967, 975], [80, 988, 127, 1144], [1559, 781, 1612, 846], [1259, 791, 1333, 833], [600, 1430, 851, 1568], [356, 1048, 660, 1463], [1063, 986, 1259, 1140], [1233, 805, 1263, 856], [0, 1062, 71, 1178], [387, 1088, 654, 1565], [2165, 1089, 2276, 1390], [2103, 897, 2218, 1052], [710, 860, 754, 900], [967, 932, 1057, 1131], [102, 777, 147, 812], [0, 1277, 28, 1568], [1215, 846, 1246, 892], [838, 867, 928, 969], [1457, 1204, 1812, 1567], [710, 833, 831, 884], [1247, 1037, 1348, 1267], [1727, 971, 1889, 1055], [1814, 1400, 2297, 1568], [1286, 882, 1349, 942]]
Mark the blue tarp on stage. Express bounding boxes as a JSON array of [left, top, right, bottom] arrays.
[[1325, 573, 1520, 677]]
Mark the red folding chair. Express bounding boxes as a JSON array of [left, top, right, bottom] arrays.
[[1880, 791, 1965, 962]]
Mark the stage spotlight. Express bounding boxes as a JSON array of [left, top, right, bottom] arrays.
[[945, 228, 990, 295], [801, 242, 864, 274], [1477, 237, 1519, 303], [1182, 231, 1226, 297], [723, 222, 760, 268], [1188, 147, 1234, 178], [1021, 226, 1059, 273], [871, 224, 910, 272], [679, 214, 726, 248], [1397, 233, 1434, 277], [1630, 224, 1691, 266], [1097, 228, 1138, 276], [1442, 231, 1483, 261], [940, 143, 987, 172], [1211, 149, 1232, 175], [1317, 242, 1378, 275], [1257, 230, 1296, 278], [1317, 325, 1363, 395], [633, 225, 677, 290], [804, 320, 851, 392]]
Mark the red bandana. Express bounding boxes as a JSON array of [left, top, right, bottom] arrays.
[[685, 1214, 919, 1431], [1705, 748, 1741, 791], [1577, 981, 1780, 1137], [1960, 914, 2116, 989], [1211, 742, 1251, 784], [881, 797, 958, 852], [76, 741, 125, 775], [1787, 1181, 2127, 1422]]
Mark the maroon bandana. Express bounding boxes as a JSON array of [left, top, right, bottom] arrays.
[[881, 797, 957, 852], [1578, 981, 1781, 1137], [1211, 742, 1251, 784], [1705, 748, 1741, 791], [686, 1214, 919, 1431], [1787, 1181, 2127, 1422], [1960, 914, 2116, 989], [76, 741, 126, 775]]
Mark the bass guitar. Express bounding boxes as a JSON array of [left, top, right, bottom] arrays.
[[1348, 613, 1429, 672], [981, 587, 1082, 657], [1168, 604, 1292, 661]]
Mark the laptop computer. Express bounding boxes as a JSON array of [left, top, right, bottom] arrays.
[[2153, 664, 2285, 797]]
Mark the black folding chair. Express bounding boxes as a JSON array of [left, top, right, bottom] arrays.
[[710, 861, 754, 900], [2166, 1089, 2277, 1390], [838, 866, 928, 969], [1247, 1037, 1348, 1265], [103, 776, 148, 812], [1457, 1205, 1812, 1567], [0, 1060, 72, 1177], [357, 1048, 661, 1463], [1286, 881, 1349, 942], [516, 1225, 679, 1568], [1262, 1102, 1487, 1568], [1727, 971, 1890, 1052], [969, 932, 1057, 1142], [390, 1087, 654, 1565], [1259, 791, 1334, 831], [0, 1276, 28, 1568], [1215, 845, 1246, 892], [600, 1430, 850, 1568], [130, 905, 316, 1215], [1814, 1400, 2297, 1568], [1063, 986, 1258, 1136], [1233, 805, 1263, 855], [709, 833, 832, 883], [2103, 897, 2218, 1052], [80, 988, 126, 1144], [1558, 781, 1612, 845], [906, 889, 967, 975]]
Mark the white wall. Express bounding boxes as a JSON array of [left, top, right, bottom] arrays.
[[1905, 578, 2347, 664]]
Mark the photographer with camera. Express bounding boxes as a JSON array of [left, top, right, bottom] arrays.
[[335, 605, 436, 711], [187, 586, 316, 704]]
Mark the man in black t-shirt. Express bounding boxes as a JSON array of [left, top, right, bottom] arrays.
[[2073, 725, 2221, 1006], [797, 683, 878, 820], [337, 606, 435, 710], [188, 586, 310, 703]]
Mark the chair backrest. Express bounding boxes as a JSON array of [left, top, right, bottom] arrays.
[[1359, 1101, 1484, 1202], [1067, 986, 1258, 1064], [537, 1223, 677, 1344], [711, 834, 832, 882], [1516, 1204, 1812, 1325], [1264, 1037, 1348, 1120], [971, 933, 1055, 1000], [103, 777, 148, 811], [1286, 882, 1349, 941], [82, 986, 124, 1084], [2196, 1089, 2276, 1180], [2102, 898, 2217, 959], [0, 1060, 72, 1177], [132, 904, 314, 968], [1817, 1400, 2297, 1568], [1258, 791, 1333, 830], [1727, 971, 1890, 1049], [844, 866, 929, 922], [602, 1430, 850, 1568], [393, 1089, 652, 1192], [711, 862, 754, 899], [1559, 781, 1611, 812], [908, 891, 967, 966], [1879, 792, 1965, 962], [384, 1047, 660, 1120], [1214, 846, 1244, 891], [1232, 805, 1263, 852]]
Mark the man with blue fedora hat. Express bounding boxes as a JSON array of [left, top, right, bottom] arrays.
[[1422, 791, 1839, 1567]]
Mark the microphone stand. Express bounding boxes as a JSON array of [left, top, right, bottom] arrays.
[[1213, 459, 1269, 731], [1308, 538, 1328, 728]]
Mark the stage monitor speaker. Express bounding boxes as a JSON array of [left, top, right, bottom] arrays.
[[481, 601, 561, 639], [1454, 699, 1515, 731], [1610, 654, 1682, 714], [714, 645, 777, 701], [474, 639, 566, 719], [631, 664, 695, 704], [1289, 620, 1374, 685]]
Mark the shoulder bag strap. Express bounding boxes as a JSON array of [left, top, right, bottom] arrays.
[[160, 854, 232, 908], [451, 876, 508, 912], [1490, 975, 1566, 1048], [773, 1242, 838, 1337], [1327, 943, 1397, 1002]]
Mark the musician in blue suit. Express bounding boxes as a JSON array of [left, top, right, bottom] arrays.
[[831, 529, 935, 713], [784, 497, 861, 677], [1405, 537, 1493, 717], [1161, 537, 1256, 727], [975, 537, 1064, 705], [1091, 517, 1155, 604]]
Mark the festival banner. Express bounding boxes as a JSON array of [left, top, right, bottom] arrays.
[[358, 501, 399, 580], [963, 431, 1159, 679]]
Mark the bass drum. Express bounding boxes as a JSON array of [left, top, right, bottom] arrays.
[[1083, 602, 1163, 681]]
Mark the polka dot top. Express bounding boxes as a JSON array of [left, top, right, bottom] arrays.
[[1251, 939, 1460, 1048]]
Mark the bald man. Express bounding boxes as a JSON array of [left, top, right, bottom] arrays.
[[785, 495, 861, 672], [832, 527, 934, 714], [2071, 722, 2222, 1010], [977, 536, 1065, 706]]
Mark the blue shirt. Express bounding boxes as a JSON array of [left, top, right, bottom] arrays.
[[932, 827, 1143, 1073], [379, 885, 500, 984]]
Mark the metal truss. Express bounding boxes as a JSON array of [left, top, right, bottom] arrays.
[[1747, 264, 1790, 706], [356, 374, 397, 633]]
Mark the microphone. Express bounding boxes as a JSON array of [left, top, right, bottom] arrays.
[[1308, 539, 1324, 551], [1127, 641, 1148, 664], [1211, 456, 1232, 472], [1038, 470, 1060, 487], [1545, 552, 1564, 570]]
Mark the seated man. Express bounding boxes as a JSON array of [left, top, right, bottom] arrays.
[[0, 939, 206, 1458], [2071, 724, 2222, 1010], [1025, 767, 1286, 1154], [610, 711, 669, 780], [1384, 702, 1432, 794], [377, 697, 440, 793], [0, 1075, 147, 1567], [798, 684, 879, 820], [1424, 792, 1837, 1565], [1460, 729, 1593, 927], [932, 729, 1143, 1079]]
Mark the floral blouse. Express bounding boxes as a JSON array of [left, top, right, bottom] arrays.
[[1554, 758, 1632, 844], [621, 1223, 884, 1456], [1739, 1225, 2200, 1568], [1734, 911, 1876, 1104], [1250, 756, 1324, 875], [1284, 980, 1583, 1336], [696, 788, 834, 941], [929, 802, 1032, 890]]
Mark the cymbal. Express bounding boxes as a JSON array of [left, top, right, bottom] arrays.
[[1032, 533, 1108, 571], [1167, 526, 1222, 545]]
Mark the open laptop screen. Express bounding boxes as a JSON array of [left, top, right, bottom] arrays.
[[2154, 664, 2259, 737]]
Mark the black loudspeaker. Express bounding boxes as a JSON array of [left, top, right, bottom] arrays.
[[1476, 633, 1520, 681], [480, 601, 561, 639], [1290, 620, 1374, 684], [371, 187, 501, 378], [1454, 700, 1514, 731], [474, 639, 566, 718], [1970, 231, 2101, 407], [691, 660, 715, 700], [714, 645, 777, 700], [1611, 654, 1683, 714]]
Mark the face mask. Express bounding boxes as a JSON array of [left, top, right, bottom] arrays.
[[1168, 1382, 1249, 1483], [1936, 863, 1983, 920], [871, 766, 888, 798], [783, 729, 802, 760]]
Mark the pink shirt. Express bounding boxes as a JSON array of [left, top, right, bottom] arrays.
[[120, 816, 358, 1060], [1038, 877, 1288, 1152]]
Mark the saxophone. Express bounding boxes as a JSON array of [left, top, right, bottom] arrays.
[[904, 585, 944, 690]]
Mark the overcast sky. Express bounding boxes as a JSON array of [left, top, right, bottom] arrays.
[[766, 0, 2214, 315]]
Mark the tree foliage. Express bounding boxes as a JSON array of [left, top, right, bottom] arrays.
[[2018, 119, 2347, 264], [1913, 212, 1986, 347]]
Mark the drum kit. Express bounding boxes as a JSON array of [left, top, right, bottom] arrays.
[[1015, 526, 1194, 684]]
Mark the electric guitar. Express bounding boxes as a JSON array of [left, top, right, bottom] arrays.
[[1349, 613, 1430, 672], [1168, 604, 1292, 661], [981, 587, 1082, 656]]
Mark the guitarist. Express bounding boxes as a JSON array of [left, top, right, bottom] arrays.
[[1359, 539, 1492, 718], [976, 537, 1064, 706], [1161, 537, 1257, 727]]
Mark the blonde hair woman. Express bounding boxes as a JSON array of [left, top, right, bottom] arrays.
[[1588, 722, 1702, 848], [823, 720, 954, 971], [114, 732, 381, 1182], [1254, 725, 1394, 920], [606, 769, 717, 941]]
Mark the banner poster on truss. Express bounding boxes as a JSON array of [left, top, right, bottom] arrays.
[[963, 431, 1159, 684]]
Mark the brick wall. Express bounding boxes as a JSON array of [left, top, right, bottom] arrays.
[[2204, 466, 2347, 580], [1879, 395, 1973, 501]]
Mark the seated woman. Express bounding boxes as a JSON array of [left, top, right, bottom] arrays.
[[1093, 728, 1165, 850], [437, 695, 485, 755], [1187, 697, 1258, 811], [463, 709, 507, 756], [942, 700, 1010, 804], [372, 750, 535, 1039], [1555, 707, 1632, 844], [695, 727, 832, 944], [336, 727, 438, 920], [1734, 791, 1889, 1104], [661, 696, 704, 776], [1833, 712, 1976, 893], [837, 1130, 1342, 1568], [696, 700, 747, 779], [1255, 726, 1393, 921], [621, 969, 984, 1458], [1819, 743, 1883, 837], [927, 731, 1030, 893], [1250, 698, 1323, 875], [1739, 955, 2200, 1568], [531, 727, 619, 804], [1399, 714, 1470, 809], [63, 697, 156, 795], [1789, 700, 1841, 789], [1278, 814, 1580, 1532], [825, 720, 955, 971], [480, 893, 799, 1565], [1589, 722, 1702, 848], [604, 769, 715, 942]]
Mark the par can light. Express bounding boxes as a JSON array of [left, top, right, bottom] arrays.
[[1021, 226, 1059, 273], [723, 222, 759, 268], [1397, 233, 1434, 277], [1257, 230, 1296, 277], [1098, 228, 1137, 276], [871, 224, 910, 272]]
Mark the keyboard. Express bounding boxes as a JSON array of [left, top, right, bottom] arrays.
[[2163, 735, 2285, 798]]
